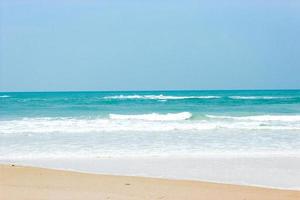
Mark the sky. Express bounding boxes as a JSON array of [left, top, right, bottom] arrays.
[[0, 0, 300, 92]]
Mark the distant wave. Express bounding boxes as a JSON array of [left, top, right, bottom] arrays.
[[104, 95, 296, 100], [104, 95, 220, 100], [109, 112, 192, 121], [229, 96, 293, 100], [0, 95, 10, 98]]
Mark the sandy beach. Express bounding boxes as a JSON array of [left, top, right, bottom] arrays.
[[1, 164, 299, 200]]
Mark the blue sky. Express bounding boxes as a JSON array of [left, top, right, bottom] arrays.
[[1, 0, 300, 91]]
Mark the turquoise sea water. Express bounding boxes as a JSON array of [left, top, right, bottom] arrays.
[[1, 90, 300, 159]]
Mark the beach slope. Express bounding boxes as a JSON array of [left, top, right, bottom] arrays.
[[1, 164, 299, 200]]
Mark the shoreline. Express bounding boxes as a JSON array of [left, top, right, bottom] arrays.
[[1, 163, 299, 192], [1, 164, 300, 200], [2, 155, 300, 190]]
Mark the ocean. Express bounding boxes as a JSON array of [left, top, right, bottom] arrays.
[[1, 90, 300, 159]]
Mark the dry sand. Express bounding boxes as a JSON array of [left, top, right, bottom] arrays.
[[1, 164, 299, 200]]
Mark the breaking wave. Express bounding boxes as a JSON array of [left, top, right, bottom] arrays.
[[1, 114, 300, 134], [109, 112, 192, 121]]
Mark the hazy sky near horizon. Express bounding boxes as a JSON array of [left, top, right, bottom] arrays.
[[1, 0, 300, 91]]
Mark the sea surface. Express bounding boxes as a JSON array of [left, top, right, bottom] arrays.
[[1, 90, 300, 159]]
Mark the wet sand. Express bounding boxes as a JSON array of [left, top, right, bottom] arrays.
[[1, 164, 299, 200]]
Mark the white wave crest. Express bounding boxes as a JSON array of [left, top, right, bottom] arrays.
[[229, 96, 293, 100], [1, 114, 300, 134], [206, 115, 300, 122], [0, 95, 10, 98], [104, 95, 220, 100], [109, 112, 192, 121]]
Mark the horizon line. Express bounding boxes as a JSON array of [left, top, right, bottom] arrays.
[[1, 88, 300, 93]]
